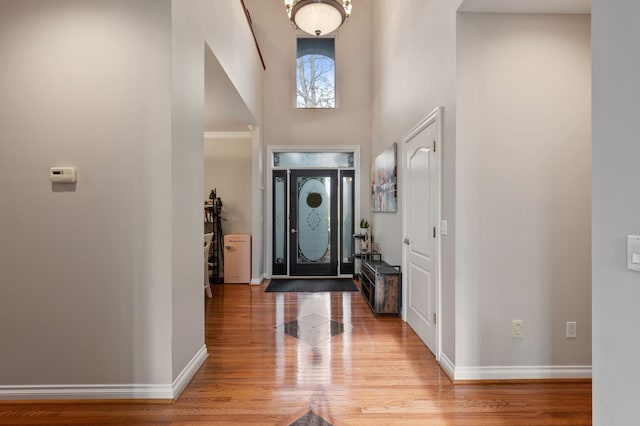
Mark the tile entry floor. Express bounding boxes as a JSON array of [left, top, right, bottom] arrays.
[[275, 313, 351, 347]]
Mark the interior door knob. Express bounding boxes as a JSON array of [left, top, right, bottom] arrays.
[[291, 229, 297, 234], [404, 238, 410, 245]]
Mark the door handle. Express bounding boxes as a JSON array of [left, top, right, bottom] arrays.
[[403, 238, 410, 245], [291, 229, 297, 234]]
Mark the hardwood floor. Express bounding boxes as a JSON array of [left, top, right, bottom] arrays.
[[0, 282, 592, 425]]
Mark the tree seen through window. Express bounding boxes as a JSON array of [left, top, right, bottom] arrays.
[[296, 37, 335, 108]]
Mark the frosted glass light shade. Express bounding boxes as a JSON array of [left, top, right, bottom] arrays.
[[290, 0, 347, 36]]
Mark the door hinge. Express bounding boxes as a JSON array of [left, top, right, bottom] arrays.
[[433, 140, 436, 153], [433, 313, 437, 325], [433, 226, 436, 238]]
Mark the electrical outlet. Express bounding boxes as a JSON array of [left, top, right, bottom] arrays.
[[512, 320, 524, 338], [566, 321, 577, 338]]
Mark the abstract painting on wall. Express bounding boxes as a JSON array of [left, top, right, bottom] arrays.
[[371, 143, 397, 213]]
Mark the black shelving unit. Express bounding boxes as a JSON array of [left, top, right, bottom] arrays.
[[205, 191, 224, 283], [351, 233, 381, 279]]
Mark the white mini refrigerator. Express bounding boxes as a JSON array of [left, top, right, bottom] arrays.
[[223, 234, 251, 283]]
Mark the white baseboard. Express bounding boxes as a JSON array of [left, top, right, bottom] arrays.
[[0, 383, 174, 400], [453, 364, 592, 381], [438, 352, 456, 380], [0, 345, 209, 401], [250, 275, 265, 285], [172, 344, 209, 399]]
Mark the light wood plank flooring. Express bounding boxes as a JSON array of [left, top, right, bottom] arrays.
[[0, 282, 592, 425]]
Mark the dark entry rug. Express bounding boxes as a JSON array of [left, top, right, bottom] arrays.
[[265, 278, 357, 293]]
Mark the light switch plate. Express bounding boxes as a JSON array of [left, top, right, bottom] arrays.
[[440, 220, 448, 236], [627, 236, 640, 272]]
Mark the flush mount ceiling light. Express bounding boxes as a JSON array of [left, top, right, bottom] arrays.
[[285, 0, 352, 36]]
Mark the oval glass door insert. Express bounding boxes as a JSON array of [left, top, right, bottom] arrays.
[[297, 177, 330, 263]]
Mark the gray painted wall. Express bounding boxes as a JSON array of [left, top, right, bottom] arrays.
[[456, 12, 591, 369], [204, 137, 253, 235], [0, 0, 175, 387], [371, 0, 592, 375], [0, 0, 263, 395], [592, 0, 640, 422], [371, 0, 463, 365]]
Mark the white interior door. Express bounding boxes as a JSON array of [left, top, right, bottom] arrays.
[[403, 108, 441, 357]]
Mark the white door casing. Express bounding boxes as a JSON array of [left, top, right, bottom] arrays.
[[265, 146, 361, 278], [402, 107, 442, 359]]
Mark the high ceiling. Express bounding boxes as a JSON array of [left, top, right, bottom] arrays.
[[458, 0, 591, 14], [202, 0, 591, 134]]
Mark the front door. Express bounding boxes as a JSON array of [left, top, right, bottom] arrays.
[[290, 169, 338, 276], [403, 108, 441, 356]]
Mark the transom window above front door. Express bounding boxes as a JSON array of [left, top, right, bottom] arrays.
[[273, 151, 353, 168]]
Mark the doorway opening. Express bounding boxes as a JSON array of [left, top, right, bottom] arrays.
[[203, 41, 258, 284], [268, 147, 360, 277]]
